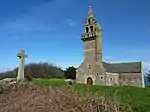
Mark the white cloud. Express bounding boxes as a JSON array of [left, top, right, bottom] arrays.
[[1, 0, 77, 42], [5, 14, 52, 32], [2, 0, 75, 38], [67, 19, 76, 26], [103, 57, 117, 62]]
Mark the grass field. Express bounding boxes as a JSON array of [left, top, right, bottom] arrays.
[[34, 78, 150, 112]]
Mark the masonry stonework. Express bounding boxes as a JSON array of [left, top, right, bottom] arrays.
[[76, 6, 144, 87]]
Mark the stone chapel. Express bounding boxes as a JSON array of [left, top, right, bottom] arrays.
[[76, 6, 145, 87]]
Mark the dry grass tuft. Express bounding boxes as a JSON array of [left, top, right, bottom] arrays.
[[0, 83, 133, 112]]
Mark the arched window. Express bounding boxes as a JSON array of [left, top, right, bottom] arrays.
[[90, 26, 93, 32], [86, 27, 89, 33]]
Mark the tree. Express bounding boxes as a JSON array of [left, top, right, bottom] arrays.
[[64, 66, 76, 79], [147, 71, 150, 75], [146, 71, 150, 82], [0, 62, 65, 80]]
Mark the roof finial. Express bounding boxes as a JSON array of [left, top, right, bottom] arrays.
[[88, 6, 93, 18]]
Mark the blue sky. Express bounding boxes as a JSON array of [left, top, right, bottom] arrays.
[[0, 0, 150, 72]]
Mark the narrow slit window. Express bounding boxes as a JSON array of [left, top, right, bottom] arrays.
[[88, 19, 90, 24], [88, 64, 91, 69]]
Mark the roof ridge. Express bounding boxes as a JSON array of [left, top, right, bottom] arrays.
[[109, 61, 141, 64]]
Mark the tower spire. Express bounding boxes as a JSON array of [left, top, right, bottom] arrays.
[[88, 6, 94, 19]]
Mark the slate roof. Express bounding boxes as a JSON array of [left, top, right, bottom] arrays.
[[77, 61, 142, 73], [103, 62, 142, 73]]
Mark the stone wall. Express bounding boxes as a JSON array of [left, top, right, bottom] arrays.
[[76, 61, 98, 85], [76, 69, 97, 85], [76, 66, 85, 84], [119, 73, 142, 87], [76, 59, 143, 87], [76, 59, 107, 85], [105, 72, 119, 86]]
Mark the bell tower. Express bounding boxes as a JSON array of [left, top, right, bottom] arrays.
[[76, 6, 106, 85], [81, 6, 103, 65]]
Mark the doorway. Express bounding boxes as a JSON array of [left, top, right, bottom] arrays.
[[87, 77, 93, 85]]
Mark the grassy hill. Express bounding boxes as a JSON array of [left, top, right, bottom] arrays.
[[34, 78, 150, 112]]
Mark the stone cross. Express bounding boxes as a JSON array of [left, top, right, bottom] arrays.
[[17, 50, 27, 82]]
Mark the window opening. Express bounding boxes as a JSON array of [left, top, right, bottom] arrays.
[[90, 26, 93, 32], [86, 27, 89, 33]]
